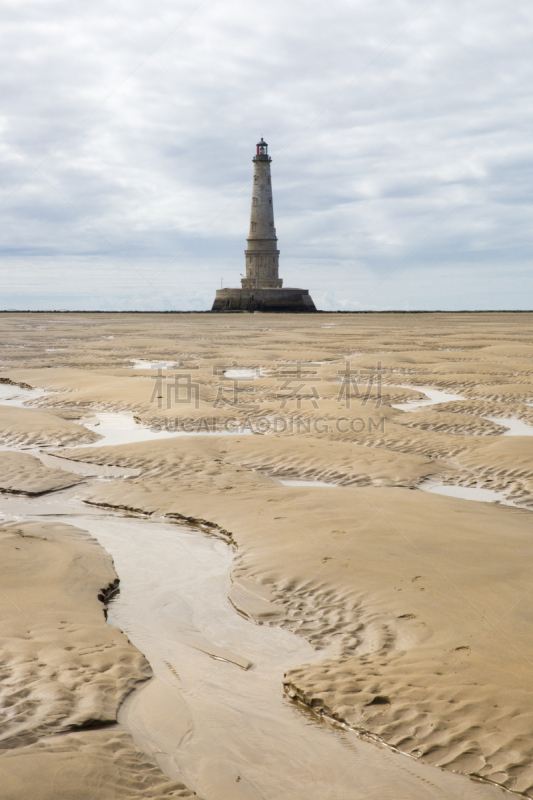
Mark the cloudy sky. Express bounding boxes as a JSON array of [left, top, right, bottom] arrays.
[[1, 0, 532, 311]]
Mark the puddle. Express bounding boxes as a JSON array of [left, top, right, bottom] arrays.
[[0, 383, 48, 407], [391, 386, 533, 437], [419, 481, 516, 506], [0, 383, 254, 451], [224, 367, 260, 380], [80, 412, 253, 448], [481, 415, 533, 437], [84, 412, 188, 447], [391, 386, 465, 411]]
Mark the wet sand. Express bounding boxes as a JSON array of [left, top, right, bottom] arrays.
[[0, 518, 197, 799], [1, 492, 500, 800], [1, 311, 533, 798]]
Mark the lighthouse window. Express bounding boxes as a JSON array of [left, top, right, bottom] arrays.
[[253, 197, 258, 206], [251, 222, 257, 231], [268, 198, 272, 204]]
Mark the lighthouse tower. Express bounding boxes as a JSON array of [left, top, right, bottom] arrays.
[[212, 139, 316, 312], [241, 139, 282, 289]]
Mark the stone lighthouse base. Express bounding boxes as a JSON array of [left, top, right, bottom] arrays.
[[212, 288, 316, 313]]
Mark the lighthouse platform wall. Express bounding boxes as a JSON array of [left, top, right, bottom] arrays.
[[212, 287, 316, 313]]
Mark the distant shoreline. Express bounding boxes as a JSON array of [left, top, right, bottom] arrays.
[[0, 309, 532, 315]]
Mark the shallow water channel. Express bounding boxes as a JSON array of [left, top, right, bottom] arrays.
[[0, 485, 504, 800], [391, 385, 533, 436], [0, 390, 509, 799], [390, 385, 533, 506]]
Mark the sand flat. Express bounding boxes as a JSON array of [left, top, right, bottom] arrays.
[[1, 311, 533, 797], [78, 445, 533, 791], [0, 519, 150, 742], [0, 404, 100, 448], [0, 519, 201, 799], [0, 451, 83, 494]]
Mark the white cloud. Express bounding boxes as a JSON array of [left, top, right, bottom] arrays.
[[0, 0, 532, 310]]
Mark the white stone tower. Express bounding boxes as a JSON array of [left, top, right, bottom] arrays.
[[241, 139, 282, 289], [212, 138, 316, 312]]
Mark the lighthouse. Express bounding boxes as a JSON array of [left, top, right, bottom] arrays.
[[212, 139, 316, 312], [241, 138, 281, 290]]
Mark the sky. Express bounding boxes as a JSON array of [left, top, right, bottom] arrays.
[[0, 0, 532, 311]]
